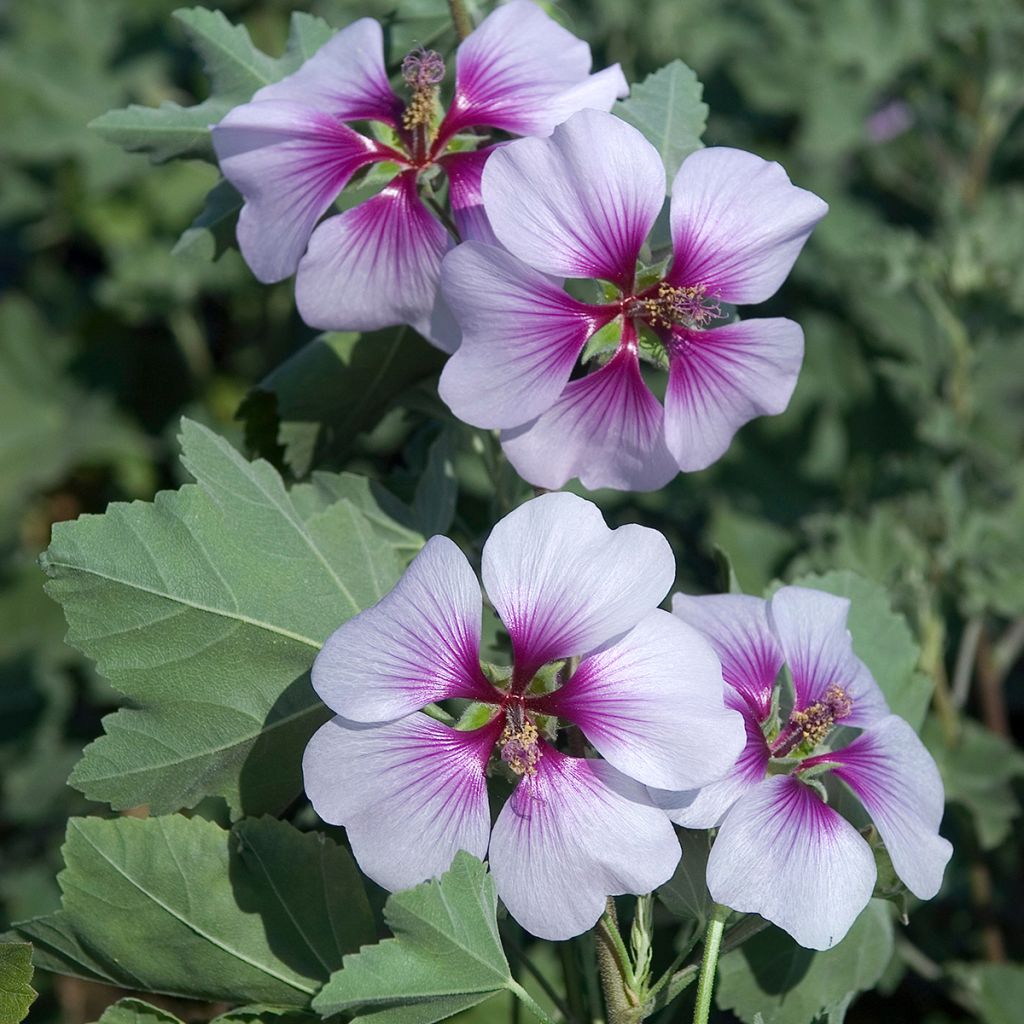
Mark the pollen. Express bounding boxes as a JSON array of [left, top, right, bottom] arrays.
[[499, 717, 542, 776], [631, 282, 722, 330], [790, 685, 854, 747]]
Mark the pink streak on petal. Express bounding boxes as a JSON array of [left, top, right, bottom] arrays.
[[667, 147, 828, 305], [501, 346, 678, 491], [534, 609, 745, 790], [441, 0, 626, 139], [670, 592, 783, 721], [767, 586, 889, 726], [664, 317, 804, 471], [295, 170, 456, 346], [481, 492, 675, 685], [253, 18, 403, 125], [707, 775, 877, 950], [489, 743, 680, 939], [439, 241, 615, 430], [312, 535, 495, 723], [483, 110, 664, 288], [212, 100, 396, 283], [439, 148, 499, 245], [303, 713, 501, 892], [810, 716, 952, 899], [652, 703, 770, 828]]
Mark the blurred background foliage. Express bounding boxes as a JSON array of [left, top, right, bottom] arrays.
[[1, 0, 1022, 1021]]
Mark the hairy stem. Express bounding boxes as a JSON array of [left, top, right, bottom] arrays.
[[596, 899, 637, 1023], [447, 0, 473, 40], [692, 905, 729, 1024]]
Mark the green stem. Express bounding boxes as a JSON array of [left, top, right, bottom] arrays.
[[447, 0, 473, 40], [596, 900, 637, 1023], [510, 979, 561, 1024], [692, 905, 728, 1024]]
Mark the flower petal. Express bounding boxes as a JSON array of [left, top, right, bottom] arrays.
[[303, 714, 499, 891], [481, 492, 674, 684], [295, 170, 456, 348], [670, 593, 782, 720], [536, 609, 745, 790], [252, 18, 403, 125], [652, 705, 770, 828], [667, 147, 828, 304], [707, 775, 877, 950], [439, 241, 613, 429], [489, 746, 680, 939], [442, 0, 626, 137], [483, 109, 664, 287], [767, 586, 889, 726], [501, 347, 678, 491], [664, 318, 804, 472], [440, 149, 498, 245], [312, 535, 494, 722], [817, 716, 952, 899], [212, 100, 391, 283]]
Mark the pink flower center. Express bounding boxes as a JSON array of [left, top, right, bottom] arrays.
[[770, 684, 854, 758]]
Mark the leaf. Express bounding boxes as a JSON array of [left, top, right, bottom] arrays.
[[782, 569, 932, 730], [412, 429, 459, 537], [614, 60, 708, 186], [950, 962, 1024, 1024], [715, 900, 894, 1024], [44, 419, 403, 817], [923, 716, 1024, 849], [312, 852, 513, 1021], [241, 329, 446, 477], [11, 815, 374, 1006], [0, 944, 36, 1024], [657, 828, 713, 932], [91, 9, 334, 165], [172, 178, 243, 262], [92, 999, 186, 1024]]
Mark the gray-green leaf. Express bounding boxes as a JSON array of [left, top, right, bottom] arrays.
[[0, 944, 36, 1024]]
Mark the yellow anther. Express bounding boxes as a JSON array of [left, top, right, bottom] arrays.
[[499, 718, 541, 776]]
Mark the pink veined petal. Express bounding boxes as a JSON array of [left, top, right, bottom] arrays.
[[483, 109, 665, 288], [534, 609, 745, 790], [489, 744, 680, 940], [212, 100, 394, 283], [501, 346, 679, 492], [252, 18, 403, 125], [439, 241, 615, 429], [439, 149, 499, 245], [652, 699, 770, 828], [664, 318, 804, 472], [295, 170, 456, 348], [667, 147, 828, 305], [707, 775, 877, 950], [302, 713, 500, 891], [481, 492, 675, 685], [441, 0, 626, 138], [311, 535, 495, 722], [808, 716, 952, 900], [767, 586, 889, 726], [671, 592, 783, 721]]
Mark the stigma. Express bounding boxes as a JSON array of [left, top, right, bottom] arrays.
[[628, 282, 722, 330], [401, 47, 445, 131], [771, 684, 853, 757]]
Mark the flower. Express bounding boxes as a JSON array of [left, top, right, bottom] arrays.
[[211, 1, 627, 350], [654, 585, 952, 950], [302, 492, 745, 940], [438, 109, 828, 490]]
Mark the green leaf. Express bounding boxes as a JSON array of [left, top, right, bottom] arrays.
[[951, 962, 1024, 1024], [11, 815, 374, 1006], [412, 429, 459, 537], [242, 329, 446, 478], [172, 178, 242, 262], [657, 828, 712, 932], [923, 716, 1024, 849], [782, 570, 932, 730], [91, 9, 334, 165], [45, 419, 403, 816], [312, 852, 513, 1021], [716, 901, 894, 1024], [0, 944, 36, 1024], [92, 998, 186, 1024], [614, 60, 708, 187]]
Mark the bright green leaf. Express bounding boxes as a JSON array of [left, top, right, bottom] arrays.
[[11, 815, 374, 1006], [0, 944, 36, 1024], [716, 901, 894, 1024], [44, 419, 402, 816], [614, 60, 708, 187], [312, 853, 512, 1021]]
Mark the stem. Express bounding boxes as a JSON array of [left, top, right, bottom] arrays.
[[692, 905, 728, 1024], [951, 615, 983, 710], [595, 900, 637, 1023], [510, 979, 561, 1024], [447, 0, 473, 40], [500, 923, 575, 1022]]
